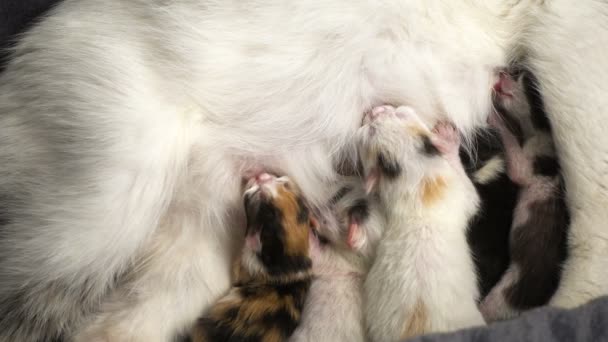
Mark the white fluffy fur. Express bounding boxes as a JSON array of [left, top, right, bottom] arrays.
[[290, 240, 368, 342], [516, 0, 608, 309], [359, 106, 483, 341], [291, 177, 384, 342], [0, 0, 607, 340]]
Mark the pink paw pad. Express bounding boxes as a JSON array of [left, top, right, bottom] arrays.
[[394, 106, 416, 120], [367, 105, 396, 121], [431, 122, 461, 155]]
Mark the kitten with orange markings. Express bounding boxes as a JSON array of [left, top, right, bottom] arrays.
[[358, 105, 483, 341], [191, 173, 315, 342]]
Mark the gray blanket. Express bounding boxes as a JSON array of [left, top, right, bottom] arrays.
[[408, 297, 608, 342]]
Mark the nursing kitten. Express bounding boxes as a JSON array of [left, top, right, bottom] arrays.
[[290, 177, 384, 342], [480, 70, 570, 321], [1, 0, 607, 339], [192, 173, 314, 342], [358, 105, 483, 341], [462, 128, 520, 300]]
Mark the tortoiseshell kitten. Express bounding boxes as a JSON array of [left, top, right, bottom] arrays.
[[191, 173, 315, 342]]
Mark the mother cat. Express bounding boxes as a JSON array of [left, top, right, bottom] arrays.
[[0, 0, 606, 341]]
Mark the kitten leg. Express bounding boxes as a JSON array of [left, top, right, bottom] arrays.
[[488, 112, 532, 186], [431, 121, 464, 170], [479, 265, 521, 322]]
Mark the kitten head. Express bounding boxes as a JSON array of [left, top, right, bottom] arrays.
[[241, 173, 316, 279], [492, 70, 530, 125], [493, 68, 552, 137], [355, 105, 445, 198]]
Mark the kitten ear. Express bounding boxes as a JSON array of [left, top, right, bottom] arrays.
[[364, 168, 379, 194]]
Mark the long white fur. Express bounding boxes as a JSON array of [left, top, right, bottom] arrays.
[[516, 0, 608, 309], [359, 106, 483, 341], [0, 0, 607, 340]]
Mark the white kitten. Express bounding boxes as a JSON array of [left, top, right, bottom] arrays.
[[1, 0, 607, 340], [290, 176, 384, 342], [358, 105, 483, 341]]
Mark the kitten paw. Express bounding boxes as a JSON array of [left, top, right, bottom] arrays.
[[365, 105, 418, 124], [431, 121, 461, 156], [364, 105, 395, 124]]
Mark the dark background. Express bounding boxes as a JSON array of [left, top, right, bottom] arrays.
[[0, 0, 61, 69]]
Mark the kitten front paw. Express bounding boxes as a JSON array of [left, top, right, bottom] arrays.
[[364, 105, 418, 125], [431, 121, 461, 156]]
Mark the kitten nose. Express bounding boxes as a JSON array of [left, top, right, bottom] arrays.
[[493, 72, 513, 96], [256, 173, 274, 184], [370, 106, 386, 119]]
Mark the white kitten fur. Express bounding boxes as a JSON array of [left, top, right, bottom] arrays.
[[291, 177, 384, 342], [359, 106, 483, 341], [0, 0, 606, 340], [290, 240, 368, 342]]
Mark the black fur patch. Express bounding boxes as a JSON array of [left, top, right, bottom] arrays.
[[463, 127, 520, 299], [316, 233, 330, 245], [522, 72, 552, 132], [261, 308, 297, 337], [421, 135, 441, 156], [255, 202, 311, 276], [493, 101, 526, 146], [272, 279, 310, 310], [505, 188, 570, 309], [197, 317, 261, 342], [197, 279, 311, 342], [348, 199, 369, 224], [377, 153, 401, 179], [460, 128, 504, 177], [467, 172, 520, 299], [533, 155, 560, 177], [296, 197, 309, 224]]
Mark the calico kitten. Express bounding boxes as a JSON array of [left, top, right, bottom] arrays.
[[358, 105, 483, 341], [192, 173, 315, 342], [479, 70, 570, 321], [461, 128, 520, 300]]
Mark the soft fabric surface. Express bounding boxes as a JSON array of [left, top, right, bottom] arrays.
[[1, 2, 605, 341], [408, 297, 608, 342]]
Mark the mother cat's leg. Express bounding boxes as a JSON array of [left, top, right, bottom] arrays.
[[523, 0, 608, 307]]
